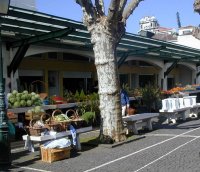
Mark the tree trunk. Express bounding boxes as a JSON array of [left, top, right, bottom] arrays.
[[90, 21, 126, 143]]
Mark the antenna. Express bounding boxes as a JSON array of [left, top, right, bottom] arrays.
[[176, 12, 181, 28]]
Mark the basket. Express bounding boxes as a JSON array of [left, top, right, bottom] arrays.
[[40, 145, 71, 163], [51, 109, 71, 131], [41, 113, 62, 132], [66, 109, 84, 129], [28, 119, 47, 136], [126, 108, 136, 115]]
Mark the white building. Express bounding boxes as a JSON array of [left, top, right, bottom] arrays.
[[11, 0, 36, 10], [139, 16, 176, 36]]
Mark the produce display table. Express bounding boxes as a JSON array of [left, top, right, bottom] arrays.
[[122, 113, 159, 134], [8, 103, 77, 114], [22, 126, 92, 151]]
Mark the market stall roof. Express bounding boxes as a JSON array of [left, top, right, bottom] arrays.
[[2, 6, 200, 66]]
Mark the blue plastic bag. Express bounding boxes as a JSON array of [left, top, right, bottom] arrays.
[[7, 120, 16, 136]]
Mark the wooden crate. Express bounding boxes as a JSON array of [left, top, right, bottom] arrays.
[[40, 146, 71, 163], [7, 112, 18, 123], [25, 112, 45, 120]]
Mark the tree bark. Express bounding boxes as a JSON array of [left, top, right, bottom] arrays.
[[75, 0, 144, 143], [194, 0, 200, 14], [89, 19, 126, 142]]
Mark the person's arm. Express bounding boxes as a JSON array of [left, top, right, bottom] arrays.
[[125, 92, 130, 107]]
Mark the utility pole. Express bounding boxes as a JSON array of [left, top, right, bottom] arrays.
[[176, 12, 182, 28]]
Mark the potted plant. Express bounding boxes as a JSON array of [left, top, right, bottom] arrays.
[[141, 85, 161, 112], [76, 92, 100, 126]]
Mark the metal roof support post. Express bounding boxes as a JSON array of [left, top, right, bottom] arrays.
[[118, 52, 129, 68], [196, 64, 200, 84], [164, 60, 180, 78], [7, 41, 29, 77], [8, 28, 75, 48]]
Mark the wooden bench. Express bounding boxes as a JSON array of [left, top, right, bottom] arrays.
[[122, 113, 159, 135], [22, 126, 92, 151]]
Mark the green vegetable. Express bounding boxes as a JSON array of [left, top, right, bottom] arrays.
[[26, 100, 33, 106], [13, 102, 20, 108]]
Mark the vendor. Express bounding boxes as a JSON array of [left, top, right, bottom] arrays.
[[120, 88, 130, 117]]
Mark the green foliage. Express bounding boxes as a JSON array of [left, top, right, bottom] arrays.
[[81, 111, 96, 124], [63, 90, 75, 103], [121, 83, 135, 96], [79, 89, 86, 101], [76, 92, 100, 125], [74, 90, 80, 101], [141, 85, 161, 112]]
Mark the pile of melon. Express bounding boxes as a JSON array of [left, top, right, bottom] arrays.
[[7, 90, 42, 108]]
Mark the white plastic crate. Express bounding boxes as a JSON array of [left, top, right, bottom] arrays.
[[183, 96, 196, 107]]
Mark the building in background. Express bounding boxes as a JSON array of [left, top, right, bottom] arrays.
[[11, 0, 36, 10], [138, 16, 177, 41]]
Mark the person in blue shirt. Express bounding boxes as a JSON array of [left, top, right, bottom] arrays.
[[120, 88, 130, 116]]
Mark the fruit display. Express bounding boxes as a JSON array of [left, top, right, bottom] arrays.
[[54, 114, 71, 122], [27, 106, 45, 114], [183, 85, 196, 91], [7, 90, 42, 108], [51, 110, 71, 131], [25, 106, 45, 121]]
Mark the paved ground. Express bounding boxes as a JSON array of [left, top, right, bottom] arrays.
[[2, 117, 200, 172]]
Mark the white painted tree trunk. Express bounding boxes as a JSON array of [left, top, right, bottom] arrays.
[[75, 0, 144, 142], [90, 25, 126, 142]]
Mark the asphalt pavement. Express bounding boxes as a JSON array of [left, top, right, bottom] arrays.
[[2, 117, 200, 172]]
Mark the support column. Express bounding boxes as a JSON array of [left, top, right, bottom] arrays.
[[158, 64, 168, 91], [192, 70, 196, 85], [0, 20, 11, 166], [196, 65, 200, 84]]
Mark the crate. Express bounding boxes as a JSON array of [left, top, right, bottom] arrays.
[[7, 112, 18, 123], [40, 146, 71, 163], [25, 112, 45, 121]]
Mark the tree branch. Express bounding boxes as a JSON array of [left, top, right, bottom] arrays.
[[118, 0, 127, 20], [194, 0, 200, 14], [122, 0, 143, 24], [76, 0, 97, 24], [95, 0, 105, 16], [193, 27, 200, 40], [107, 0, 121, 22]]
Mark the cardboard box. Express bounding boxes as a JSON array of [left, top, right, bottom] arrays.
[[40, 146, 71, 163]]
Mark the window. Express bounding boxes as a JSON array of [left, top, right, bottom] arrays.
[[63, 53, 91, 62], [139, 61, 152, 67], [139, 75, 155, 87], [48, 52, 58, 59], [182, 30, 192, 35]]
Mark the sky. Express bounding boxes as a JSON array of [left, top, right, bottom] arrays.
[[35, 0, 200, 34]]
